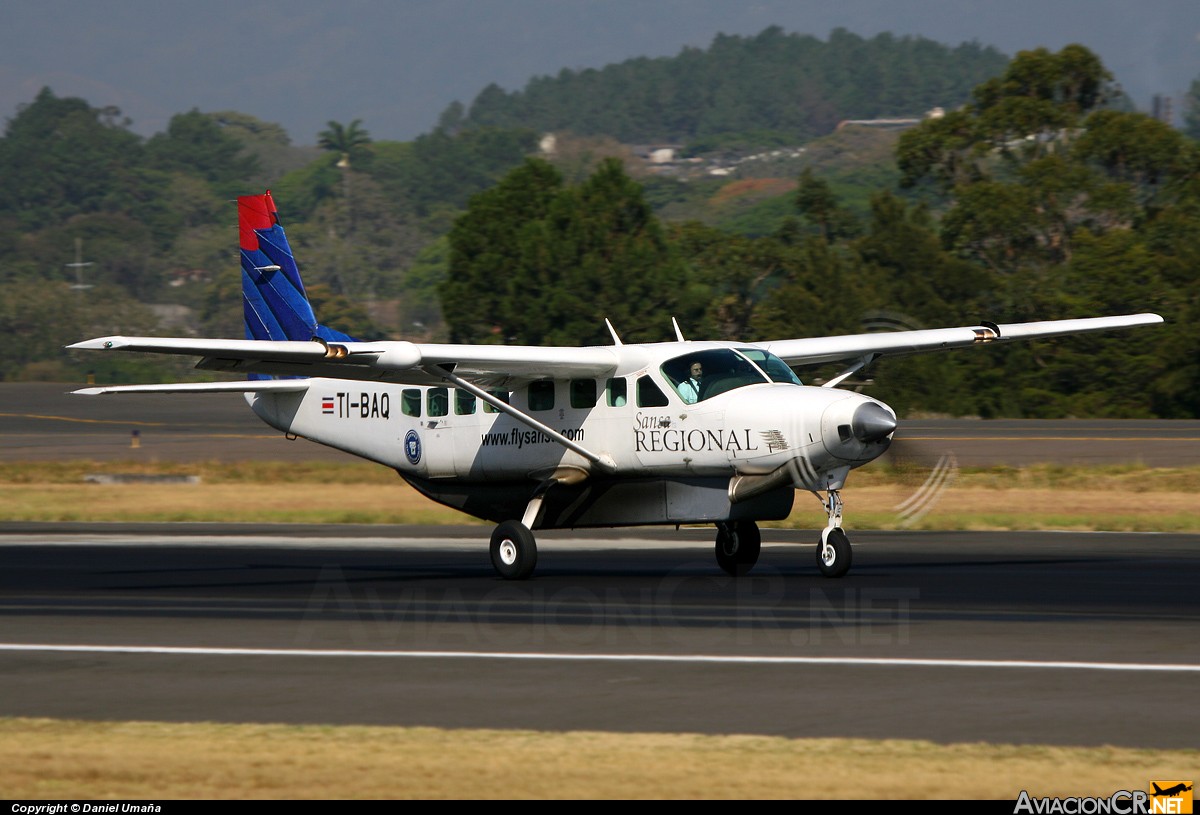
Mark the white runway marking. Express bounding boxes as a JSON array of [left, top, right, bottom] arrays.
[[0, 643, 1197, 673]]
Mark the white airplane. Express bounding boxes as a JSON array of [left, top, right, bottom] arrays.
[[69, 191, 1164, 580]]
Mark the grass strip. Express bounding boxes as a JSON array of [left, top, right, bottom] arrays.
[[0, 718, 1194, 799]]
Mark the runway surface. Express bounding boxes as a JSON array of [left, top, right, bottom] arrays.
[[4, 382, 1199, 465], [0, 525, 1196, 749]]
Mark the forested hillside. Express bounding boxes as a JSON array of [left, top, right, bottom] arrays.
[[452, 27, 1009, 146], [441, 45, 1198, 418], [0, 32, 1196, 418]]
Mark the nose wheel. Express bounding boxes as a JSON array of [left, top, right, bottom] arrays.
[[816, 490, 852, 578], [817, 526, 852, 577], [715, 520, 761, 576]]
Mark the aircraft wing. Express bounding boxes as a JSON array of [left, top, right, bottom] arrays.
[[67, 336, 621, 389], [72, 380, 312, 395], [760, 313, 1164, 367]]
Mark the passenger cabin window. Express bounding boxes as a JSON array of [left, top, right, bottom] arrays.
[[528, 380, 555, 411], [482, 389, 510, 414], [455, 389, 476, 415], [428, 387, 449, 417], [401, 389, 422, 417], [606, 378, 627, 407], [659, 349, 770, 404], [636, 375, 669, 408], [570, 379, 597, 409]]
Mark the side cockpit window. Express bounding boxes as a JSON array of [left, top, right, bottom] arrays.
[[637, 375, 669, 408], [660, 349, 769, 403]]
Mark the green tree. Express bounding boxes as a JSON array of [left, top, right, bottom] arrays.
[[748, 236, 868, 343], [317, 119, 372, 166], [442, 158, 700, 345], [898, 45, 1115, 192], [794, 168, 860, 243], [288, 173, 429, 301], [855, 191, 981, 323], [441, 158, 564, 343], [672, 221, 780, 340], [208, 111, 292, 146], [536, 158, 695, 344], [0, 88, 151, 229], [0, 280, 160, 381], [1072, 110, 1192, 201], [144, 109, 260, 192]]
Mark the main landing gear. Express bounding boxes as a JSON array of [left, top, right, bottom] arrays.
[[486, 491, 852, 580], [714, 520, 761, 576], [490, 520, 537, 580], [489, 486, 549, 580], [816, 489, 852, 578]]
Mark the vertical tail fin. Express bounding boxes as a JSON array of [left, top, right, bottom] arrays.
[[239, 191, 356, 343]]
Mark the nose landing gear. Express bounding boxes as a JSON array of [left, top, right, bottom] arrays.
[[816, 490, 852, 578]]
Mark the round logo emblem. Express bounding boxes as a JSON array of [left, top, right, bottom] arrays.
[[404, 429, 422, 465]]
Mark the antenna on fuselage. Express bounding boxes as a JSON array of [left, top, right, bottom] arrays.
[[671, 317, 686, 342], [604, 318, 623, 346]]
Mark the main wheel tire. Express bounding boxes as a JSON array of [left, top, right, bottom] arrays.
[[490, 520, 538, 580], [715, 520, 762, 576], [816, 527, 852, 578]]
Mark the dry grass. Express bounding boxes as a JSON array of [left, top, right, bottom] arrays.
[[0, 461, 1196, 531], [0, 718, 1194, 800], [0, 483, 466, 525], [779, 486, 1200, 532]]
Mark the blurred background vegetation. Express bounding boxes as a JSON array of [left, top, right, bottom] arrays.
[[1, 30, 1196, 418]]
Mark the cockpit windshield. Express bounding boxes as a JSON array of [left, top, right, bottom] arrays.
[[660, 349, 771, 404], [737, 348, 804, 385]]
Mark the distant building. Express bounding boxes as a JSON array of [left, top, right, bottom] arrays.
[[631, 144, 684, 163]]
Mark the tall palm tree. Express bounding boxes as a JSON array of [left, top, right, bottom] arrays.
[[317, 119, 371, 166]]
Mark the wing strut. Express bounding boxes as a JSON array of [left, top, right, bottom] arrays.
[[427, 365, 617, 474], [822, 354, 880, 389]]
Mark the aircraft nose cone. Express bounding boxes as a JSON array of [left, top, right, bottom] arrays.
[[851, 402, 897, 443]]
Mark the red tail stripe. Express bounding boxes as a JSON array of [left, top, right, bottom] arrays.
[[237, 191, 278, 251]]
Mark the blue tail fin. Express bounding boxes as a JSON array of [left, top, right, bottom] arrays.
[[239, 191, 357, 343]]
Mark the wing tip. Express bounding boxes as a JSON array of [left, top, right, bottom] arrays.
[[66, 337, 122, 351]]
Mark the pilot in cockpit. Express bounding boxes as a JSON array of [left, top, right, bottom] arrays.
[[677, 360, 703, 404]]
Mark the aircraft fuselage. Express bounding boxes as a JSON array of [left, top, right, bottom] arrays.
[[246, 341, 895, 528]]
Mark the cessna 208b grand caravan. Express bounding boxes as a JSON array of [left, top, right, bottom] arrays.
[[70, 191, 1163, 579]]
